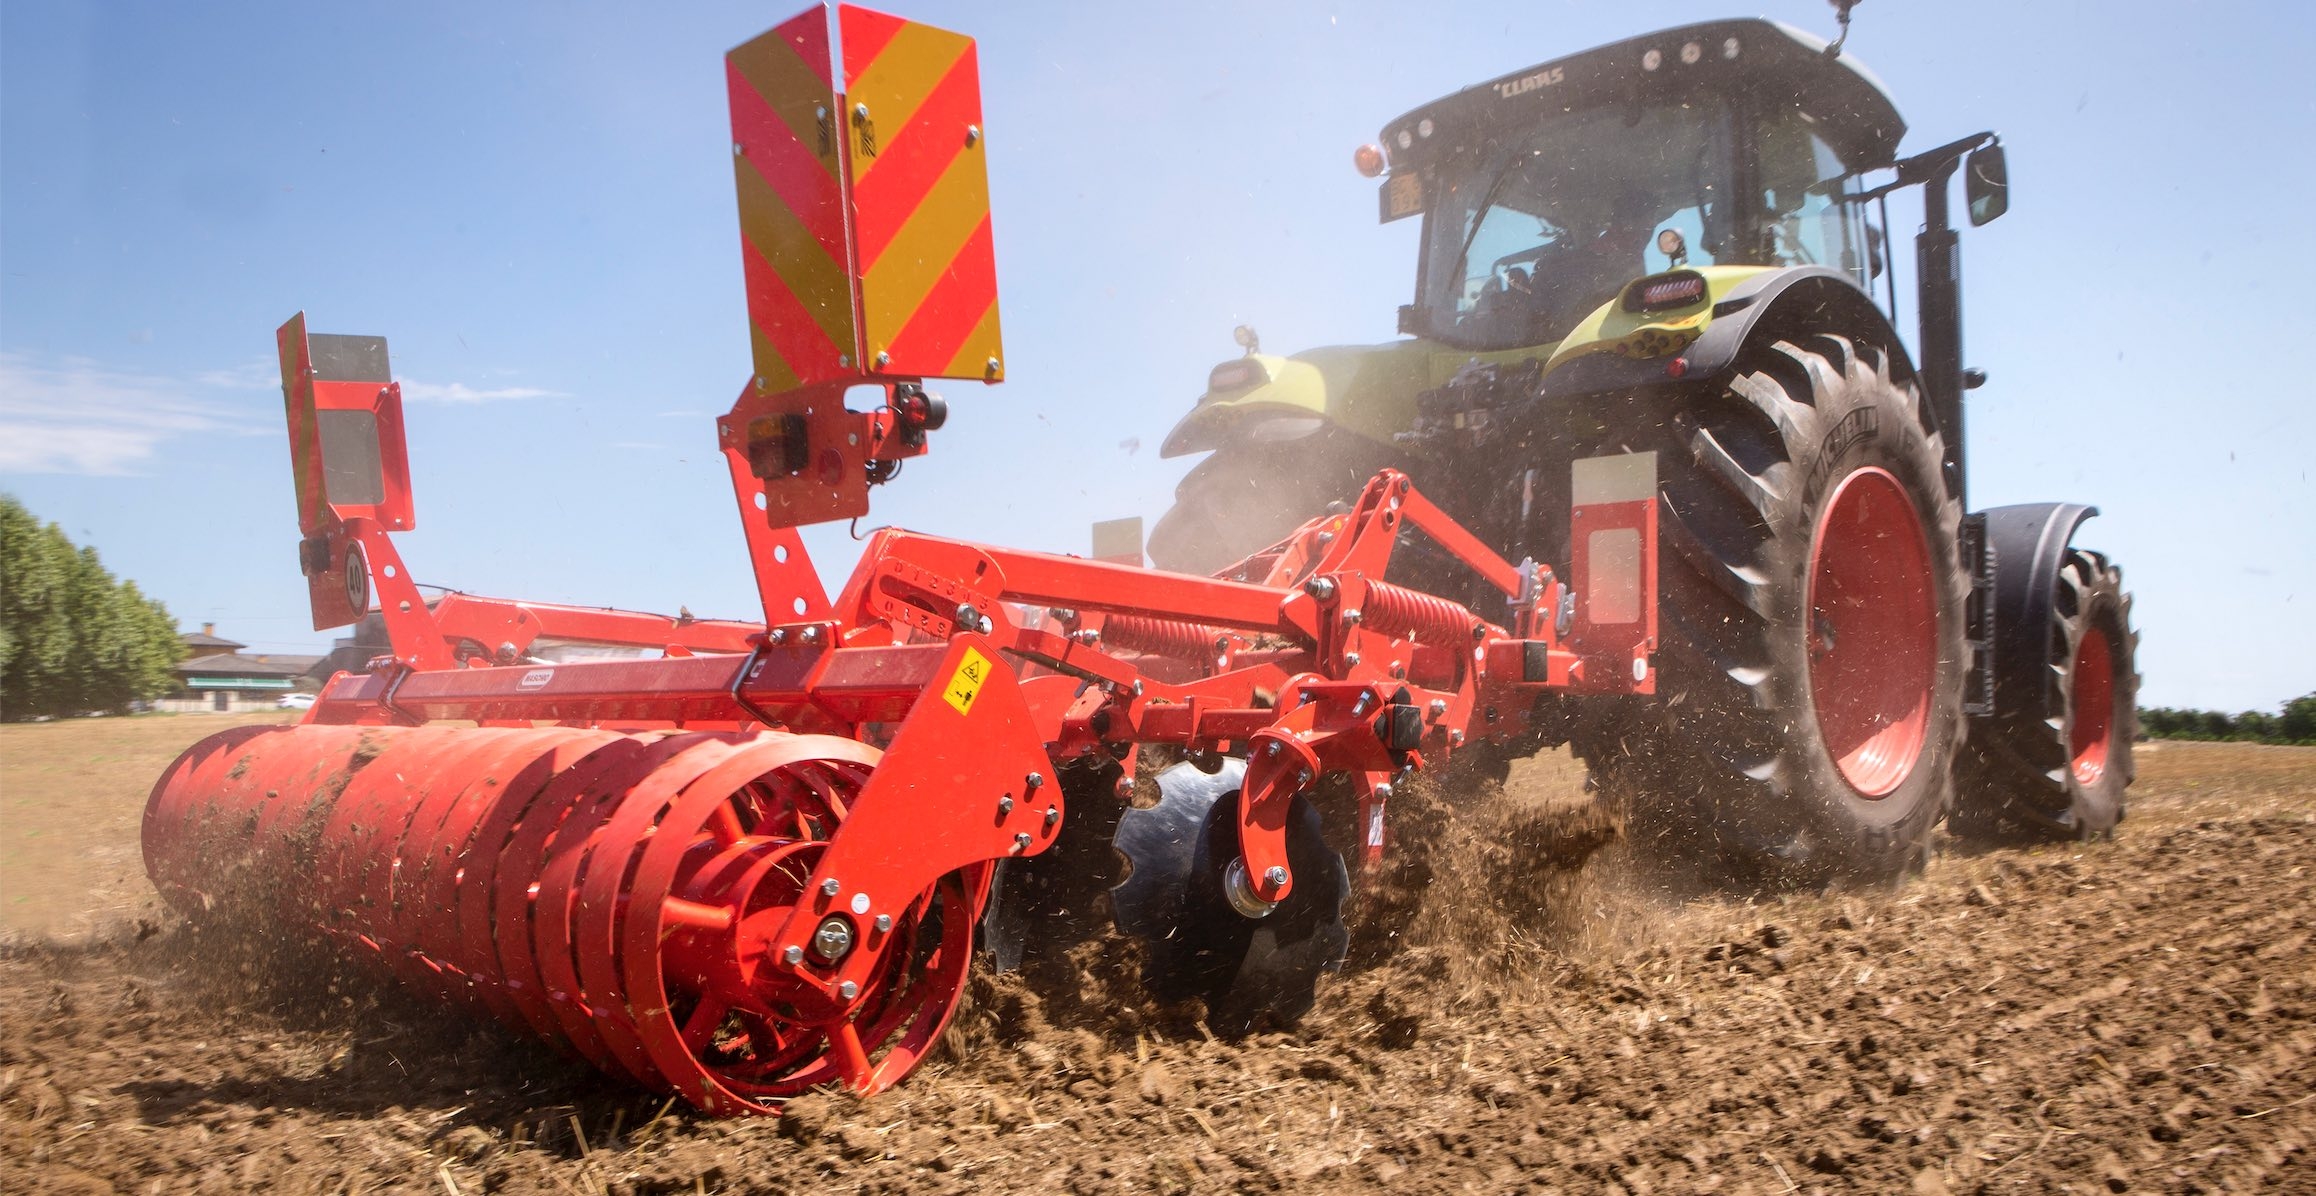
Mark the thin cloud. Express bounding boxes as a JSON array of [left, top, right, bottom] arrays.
[[0, 352, 246, 475], [395, 378, 558, 403], [0, 351, 560, 474]]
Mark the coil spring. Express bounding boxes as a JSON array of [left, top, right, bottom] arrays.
[[1361, 579, 1477, 645], [1102, 614, 1231, 660]]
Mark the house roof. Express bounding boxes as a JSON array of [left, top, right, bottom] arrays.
[[175, 652, 324, 679], [180, 631, 247, 650]]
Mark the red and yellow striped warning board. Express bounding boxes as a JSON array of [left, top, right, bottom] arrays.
[[726, 5, 1004, 390]]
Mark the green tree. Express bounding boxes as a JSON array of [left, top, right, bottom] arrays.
[[0, 495, 184, 719], [2281, 694, 2316, 745]]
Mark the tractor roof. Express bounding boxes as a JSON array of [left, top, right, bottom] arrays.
[[1381, 18, 1906, 174]]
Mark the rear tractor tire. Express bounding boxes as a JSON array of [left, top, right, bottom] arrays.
[[1594, 333, 1970, 884], [1952, 550, 2138, 841]]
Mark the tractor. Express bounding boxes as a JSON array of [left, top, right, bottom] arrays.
[[1145, 10, 2139, 882]]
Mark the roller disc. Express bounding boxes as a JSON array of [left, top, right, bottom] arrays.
[[1111, 759, 1348, 1035]]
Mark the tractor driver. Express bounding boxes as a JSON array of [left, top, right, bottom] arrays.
[[1536, 188, 1659, 330]]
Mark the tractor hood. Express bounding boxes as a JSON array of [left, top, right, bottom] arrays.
[[1160, 341, 1437, 458]]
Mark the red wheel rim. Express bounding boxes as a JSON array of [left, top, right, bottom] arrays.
[[2069, 625, 2115, 786], [1806, 466, 1936, 798]]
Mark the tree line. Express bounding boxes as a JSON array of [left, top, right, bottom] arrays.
[[1, 495, 184, 721], [2139, 695, 2316, 746]]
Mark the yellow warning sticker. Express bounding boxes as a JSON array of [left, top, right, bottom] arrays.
[[943, 647, 991, 716]]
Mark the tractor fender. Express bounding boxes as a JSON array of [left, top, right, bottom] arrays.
[[1976, 501, 2099, 723], [1543, 267, 1916, 400]]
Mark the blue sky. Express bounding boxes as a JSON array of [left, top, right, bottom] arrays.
[[3, 0, 2310, 712]]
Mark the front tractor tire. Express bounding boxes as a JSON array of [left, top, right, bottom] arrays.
[[1599, 334, 1970, 884], [1952, 550, 2138, 841]]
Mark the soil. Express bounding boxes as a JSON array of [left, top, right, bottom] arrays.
[[2, 716, 2310, 1194]]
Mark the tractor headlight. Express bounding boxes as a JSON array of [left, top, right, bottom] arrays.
[[1623, 270, 1708, 313], [1206, 358, 1270, 394]]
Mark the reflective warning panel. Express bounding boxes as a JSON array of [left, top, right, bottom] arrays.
[[727, 9, 858, 391], [838, 4, 1003, 382], [727, 6, 1003, 389]]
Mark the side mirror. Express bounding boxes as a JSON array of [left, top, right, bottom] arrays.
[[1965, 143, 2009, 226]]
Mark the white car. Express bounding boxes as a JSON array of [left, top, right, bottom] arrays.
[[277, 693, 317, 710]]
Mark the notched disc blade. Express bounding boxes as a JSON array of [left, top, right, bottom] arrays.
[[1110, 758, 1348, 1034]]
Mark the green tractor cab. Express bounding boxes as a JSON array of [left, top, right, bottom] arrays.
[[1146, 13, 2134, 883]]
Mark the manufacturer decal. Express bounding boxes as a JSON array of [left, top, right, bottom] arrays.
[[518, 668, 555, 691], [1494, 67, 1565, 99]]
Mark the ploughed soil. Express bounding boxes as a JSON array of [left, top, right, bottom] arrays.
[[2, 714, 2311, 1194]]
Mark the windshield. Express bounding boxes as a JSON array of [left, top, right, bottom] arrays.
[[1418, 99, 1734, 349]]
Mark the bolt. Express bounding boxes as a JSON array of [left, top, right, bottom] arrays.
[[815, 105, 827, 120], [1342, 608, 1362, 626], [820, 877, 841, 898], [1132, 679, 1145, 697], [964, 123, 981, 145], [874, 913, 893, 933], [1044, 807, 1060, 827], [1025, 771, 1045, 790], [782, 945, 805, 966], [1352, 692, 1372, 717], [1013, 832, 1033, 854], [1048, 609, 1078, 626], [732, 141, 745, 156], [977, 614, 995, 635], [1373, 782, 1394, 801], [998, 795, 1015, 816], [1296, 768, 1312, 787], [955, 602, 981, 628], [1305, 576, 1337, 602], [810, 916, 855, 962], [986, 357, 1002, 375], [800, 625, 822, 645], [1264, 865, 1289, 887], [1429, 699, 1448, 719], [1265, 740, 1282, 758], [838, 980, 859, 1000], [768, 628, 788, 645], [1343, 651, 1361, 667], [854, 102, 870, 119], [1471, 623, 1488, 641]]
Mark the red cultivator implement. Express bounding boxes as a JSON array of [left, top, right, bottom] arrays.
[[142, 4, 1658, 1113]]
